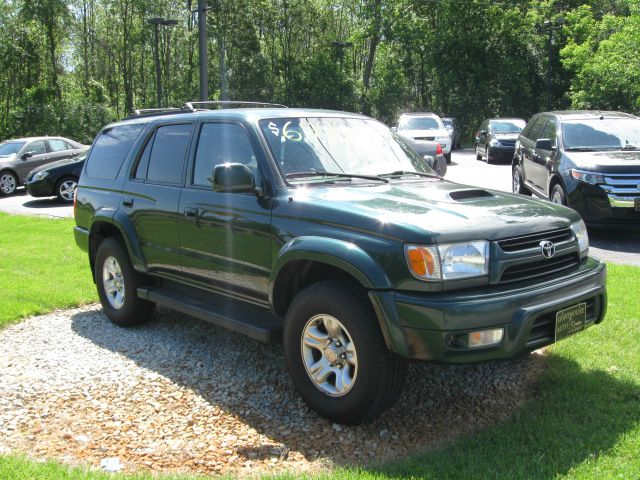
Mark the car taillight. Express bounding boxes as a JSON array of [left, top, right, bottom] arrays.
[[436, 143, 443, 155]]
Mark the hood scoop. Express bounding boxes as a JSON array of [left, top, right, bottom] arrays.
[[449, 189, 495, 202]]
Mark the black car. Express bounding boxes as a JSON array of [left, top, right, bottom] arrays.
[[25, 151, 87, 203], [475, 118, 526, 164], [441, 117, 461, 150], [512, 110, 640, 228]]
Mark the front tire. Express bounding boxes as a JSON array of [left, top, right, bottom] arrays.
[[512, 166, 531, 195], [56, 176, 78, 203], [444, 152, 451, 164], [284, 280, 407, 424], [475, 145, 482, 161], [0, 171, 18, 196], [550, 184, 567, 205], [95, 237, 155, 327]]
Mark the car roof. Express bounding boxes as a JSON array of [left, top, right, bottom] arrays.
[[106, 108, 370, 129], [540, 110, 638, 121], [487, 118, 526, 122], [399, 112, 440, 117], [0, 136, 66, 143]]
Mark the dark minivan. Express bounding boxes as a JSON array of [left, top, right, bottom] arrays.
[[475, 118, 526, 164], [512, 111, 640, 228]]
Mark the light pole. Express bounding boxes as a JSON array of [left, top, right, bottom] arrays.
[[539, 16, 566, 111], [148, 17, 178, 108]]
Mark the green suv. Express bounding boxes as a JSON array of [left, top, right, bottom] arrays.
[[74, 103, 607, 424]]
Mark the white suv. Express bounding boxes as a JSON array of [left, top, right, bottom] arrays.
[[395, 113, 452, 163]]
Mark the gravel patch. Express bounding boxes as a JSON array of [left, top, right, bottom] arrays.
[[0, 305, 547, 477]]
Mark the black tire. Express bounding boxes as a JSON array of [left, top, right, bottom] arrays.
[[512, 165, 531, 196], [550, 183, 567, 205], [434, 156, 448, 177], [444, 152, 451, 164], [95, 237, 155, 327], [55, 176, 78, 203], [475, 145, 482, 161], [485, 148, 493, 164], [0, 170, 18, 196], [284, 280, 408, 425]]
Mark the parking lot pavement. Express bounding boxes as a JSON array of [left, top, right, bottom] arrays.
[[0, 189, 73, 218], [447, 148, 640, 266]]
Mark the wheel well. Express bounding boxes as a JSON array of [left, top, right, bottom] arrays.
[[89, 222, 125, 278], [272, 260, 363, 317], [548, 174, 564, 194]]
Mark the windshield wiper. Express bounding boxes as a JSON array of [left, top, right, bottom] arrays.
[[621, 145, 639, 150], [378, 170, 440, 179], [285, 171, 389, 183]]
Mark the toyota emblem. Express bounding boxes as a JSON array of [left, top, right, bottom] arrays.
[[540, 240, 555, 259]]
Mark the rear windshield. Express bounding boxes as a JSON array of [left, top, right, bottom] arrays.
[[398, 116, 441, 131], [490, 120, 526, 134], [561, 118, 640, 150], [85, 123, 145, 179], [0, 141, 25, 157]]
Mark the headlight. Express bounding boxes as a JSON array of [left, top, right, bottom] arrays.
[[32, 171, 49, 181], [489, 138, 502, 147], [571, 220, 589, 258], [571, 169, 604, 185], [405, 240, 489, 281]]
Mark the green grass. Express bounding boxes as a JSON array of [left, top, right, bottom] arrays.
[[0, 212, 96, 328], [0, 214, 638, 479]]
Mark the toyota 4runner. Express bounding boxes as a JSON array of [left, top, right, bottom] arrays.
[[74, 102, 607, 424]]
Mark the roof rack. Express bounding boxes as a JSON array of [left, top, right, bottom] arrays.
[[183, 100, 287, 110]]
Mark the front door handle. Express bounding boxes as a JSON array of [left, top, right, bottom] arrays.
[[184, 207, 198, 217], [122, 197, 134, 208]]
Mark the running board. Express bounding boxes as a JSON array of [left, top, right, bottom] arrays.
[[137, 285, 282, 343]]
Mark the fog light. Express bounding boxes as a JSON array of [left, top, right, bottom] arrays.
[[468, 328, 504, 348]]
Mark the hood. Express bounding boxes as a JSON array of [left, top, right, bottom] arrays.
[[290, 179, 579, 244], [567, 150, 640, 171], [493, 133, 520, 141], [399, 129, 450, 140], [29, 156, 84, 175], [0, 153, 16, 164]]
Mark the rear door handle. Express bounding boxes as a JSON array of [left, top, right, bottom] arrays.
[[184, 207, 198, 217], [122, 197, 134, 208]]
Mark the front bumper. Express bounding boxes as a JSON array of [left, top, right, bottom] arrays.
[[567, 181, 640, 228], [487, 146, 516, 162], [25, 177, 55, 197], [369, 257, 606, 363]]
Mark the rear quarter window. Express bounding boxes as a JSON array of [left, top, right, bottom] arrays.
[[85, 123, 145, 179]]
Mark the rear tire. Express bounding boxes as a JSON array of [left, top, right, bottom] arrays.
[[95, 237, 155, 327], [55, 176, 78, 203], [475, 145, 482, 161], [444, 152, 451, 164], [284, 280, 408, 424]]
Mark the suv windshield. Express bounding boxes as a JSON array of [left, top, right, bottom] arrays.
[[490, 120, 525, 134], [397, 116, 441, 131], [0, 141, 25, 157], [562, 118, 640, 150], [259, 117, 433, 180]]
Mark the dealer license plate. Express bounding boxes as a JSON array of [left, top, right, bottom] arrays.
[[555, 303, 586, 342], [635, 198, 640, 212]]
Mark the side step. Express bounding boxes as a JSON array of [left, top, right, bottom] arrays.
[[137, 285, 282, 343]]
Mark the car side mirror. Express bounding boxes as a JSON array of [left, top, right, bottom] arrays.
[[535, 138, 554, 151], [21, 152, 33, 160], [211, 163, 256, 193]]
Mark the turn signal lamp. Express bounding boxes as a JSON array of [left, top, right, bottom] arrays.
[[468, 328, 504, 348], [405, 245, 441, 280]]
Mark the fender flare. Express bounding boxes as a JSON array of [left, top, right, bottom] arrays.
[[268, 236, 392, 306], [89, 208, 147, 272]]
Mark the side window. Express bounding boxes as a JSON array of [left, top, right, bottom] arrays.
[[192, 123, 258, 187], [26, 140, 46, 155], [86, 123, 145, 179], [133, 131, 155, 180], [527, 117, 549, 142], [145, 124, 192, 184], [48, 139, 70, 152], [520, 119, 535, 139], [540, 120, 557, 145]]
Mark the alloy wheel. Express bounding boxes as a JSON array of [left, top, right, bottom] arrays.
[[102, 256, 126, 310], [0, 173, 17, 195], [58, 179, 77, 202]]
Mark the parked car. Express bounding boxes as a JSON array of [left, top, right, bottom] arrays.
[[512, 110, 640, 228], [475, 118, 526, 164], [441, 117, 461, 150], [74, 103, 606, 424], [25, 151, 87, 203], [0, 136, 87, 196], [394, 112, 452, 163], [403, 137, 447, 176]]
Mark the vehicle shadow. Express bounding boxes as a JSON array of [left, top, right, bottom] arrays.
[[589, 227, 640, 254], [70, 307, 637, 474], [22, 198, 68, 209]]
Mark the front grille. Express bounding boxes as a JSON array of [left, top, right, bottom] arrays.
[[526, 297, 598, 348], [498, 228, 573, 252], [413, 136, 435, 141], [601, 173, 640, 198], [500, 253, 580, 284], [500, 140, 516, 147]]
